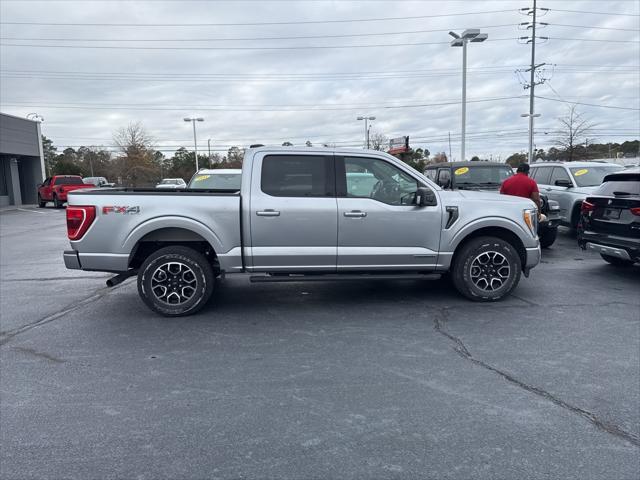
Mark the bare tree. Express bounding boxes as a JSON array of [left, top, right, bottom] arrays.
[[112, 122, 156, 186], [369, 132, 388, 151], [554, 105, 595, 162]]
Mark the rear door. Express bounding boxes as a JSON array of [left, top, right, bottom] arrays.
[[249, 153, 337, 272], [336, 155, 441, 270]]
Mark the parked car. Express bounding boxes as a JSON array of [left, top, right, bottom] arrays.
[[578, 169, 640, 266], [64, 147, 541, 316], [37, 175, 96, 208], [83, 176, 115, 188], [529, 161, 624, 229], [424, 162, 561, 248], [187, 169, 242, 190], [156, 178, 187, 189]]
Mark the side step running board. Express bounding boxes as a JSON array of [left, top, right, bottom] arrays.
[[249, 273, 441, 283]]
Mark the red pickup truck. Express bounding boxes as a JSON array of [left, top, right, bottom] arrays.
[[38, 175, 96, 208]]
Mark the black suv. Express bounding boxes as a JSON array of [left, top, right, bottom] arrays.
[[424, 162, 561, 248], [578, 169, 640, 266]]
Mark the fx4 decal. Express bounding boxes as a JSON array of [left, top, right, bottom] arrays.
[[102, 206, 141, 215]]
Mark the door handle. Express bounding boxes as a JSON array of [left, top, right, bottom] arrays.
[[344, 210, 367, 218], [256, 209, 280, 217]]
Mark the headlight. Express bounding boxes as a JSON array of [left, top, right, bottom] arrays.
[[523, 209, 538, 237]]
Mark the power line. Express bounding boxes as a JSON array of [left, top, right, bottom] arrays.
[[0, 38, 519, 50], [546, 37, 640, 43], [0, 96, 524, 112], [535, 95, 640, 111], [549, 8, 640, 17], [0, 9, 517, 27], [0, 24, 518, 42], [549, 23, 640, 32]]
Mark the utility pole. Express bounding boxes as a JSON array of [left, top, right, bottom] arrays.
[[518, 1, 549, 163], [207, 138, 212, 167], [448, 131, 453, 161]]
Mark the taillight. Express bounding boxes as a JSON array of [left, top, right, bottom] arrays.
[[66, 206, 96, 240], [631, 207, 640, 216], [581, 200, 596, 213]]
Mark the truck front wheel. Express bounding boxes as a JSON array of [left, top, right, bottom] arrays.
[[53, 194, 63, 209], [452, 236, 522, 302], [137, 246, 214, 316]]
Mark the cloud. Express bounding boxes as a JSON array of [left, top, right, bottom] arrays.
[[1, 0, 638, 160]]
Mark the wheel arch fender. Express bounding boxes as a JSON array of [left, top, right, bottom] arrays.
[[448, 217, 531, 269], [123, 216, 224, 257]]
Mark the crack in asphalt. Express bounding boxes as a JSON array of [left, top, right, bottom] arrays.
[[12, 346, 66, 363], [433, 307, 640, 448], [0, 280, 130, 345]]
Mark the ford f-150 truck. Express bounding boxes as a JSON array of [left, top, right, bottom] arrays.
[[64, 147, 541, 316]]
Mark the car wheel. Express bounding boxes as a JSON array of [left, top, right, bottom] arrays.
[[37, 194, 46, 208], [53, 194, 62, 208], [539, 227, 558, 249], [137, 246, 214, 316], [452, 236, 522, 302], [600, 254, 634, 267]]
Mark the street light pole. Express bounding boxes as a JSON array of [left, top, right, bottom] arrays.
[[207, 138, 212, 167], [449, 29, 488, 162], [357, 116, 376, 149], [184, 117, 204, 172]]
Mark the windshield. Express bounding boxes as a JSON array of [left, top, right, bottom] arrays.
[[569, 166, 624, 187], [189, 173, 241, 190], [453, 165, 513, 187], [160, 179, 178, 185]]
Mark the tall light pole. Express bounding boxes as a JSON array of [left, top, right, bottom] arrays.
[[357, 116, 375, 149], [184, 117, 204, 171], [449, 29, 488, 162], [27, 113, 46, 179], [521, 113, 541, 161], [207, 138, 212, 167]]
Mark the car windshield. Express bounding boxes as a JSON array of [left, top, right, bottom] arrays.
[[189, 173, 241, 190], [160, 179, 178, 185], [453, 165, 513, 187], [55, 177, 84, 185], [569, 166, 624, 187]]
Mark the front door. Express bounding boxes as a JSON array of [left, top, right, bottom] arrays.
[[336, 155, 442, 271], [249, 153, 337, 272]]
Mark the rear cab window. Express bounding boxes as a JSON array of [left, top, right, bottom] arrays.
[[54, 176, 84, 185]]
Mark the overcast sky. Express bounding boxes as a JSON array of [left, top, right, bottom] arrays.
[[1, 0, 638, 160]]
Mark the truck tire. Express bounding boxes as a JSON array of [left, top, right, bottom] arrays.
[[37, 194, 46, 208], [53, 194, 62, 209], [452, 236, 522, 302], [539, 226, 558, 249], [137, 246, 214, 316], [600, 254, 634, 267]]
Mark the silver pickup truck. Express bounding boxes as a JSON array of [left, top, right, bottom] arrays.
[[64, 147, 541, 316]]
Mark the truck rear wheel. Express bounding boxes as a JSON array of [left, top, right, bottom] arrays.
[[452, 236, 522, 302], [137, 246, 214, 316]]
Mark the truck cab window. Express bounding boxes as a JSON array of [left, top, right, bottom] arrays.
[[261, 155, 333, 197], [343, 156, 421, 206]]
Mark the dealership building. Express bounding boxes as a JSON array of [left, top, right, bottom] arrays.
[[0, 113, 46, 206]]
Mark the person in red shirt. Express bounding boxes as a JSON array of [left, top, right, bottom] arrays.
[[500, 163, 541, 213]]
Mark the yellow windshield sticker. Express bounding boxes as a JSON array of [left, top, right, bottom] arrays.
[[573, 169, 588, 177], [193, 175, 210, 181], [454, 167, 469, 175]]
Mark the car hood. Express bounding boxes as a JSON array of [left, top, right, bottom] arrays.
[[440, 189, 535, 207]]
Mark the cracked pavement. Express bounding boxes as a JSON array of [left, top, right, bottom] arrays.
[[1, 207, 639, 479]]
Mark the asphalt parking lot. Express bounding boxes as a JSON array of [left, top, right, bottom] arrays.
[[1, 206, 638, 480]]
